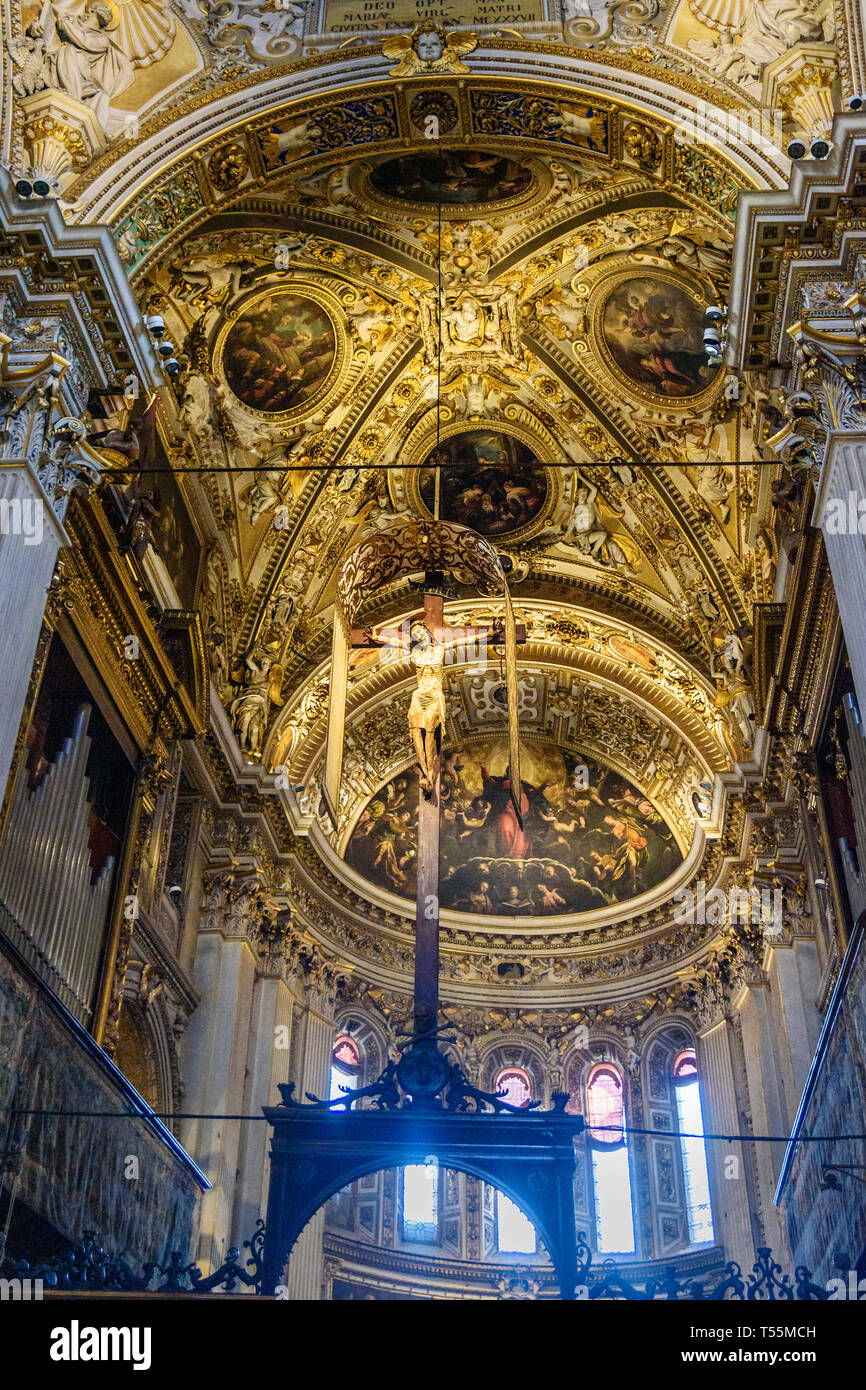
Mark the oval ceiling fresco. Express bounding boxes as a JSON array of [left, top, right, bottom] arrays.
[[369, 149, 534, 206], [345, 738, 683, 916], [600, 275, 719, 400], [221, 291, 337, 414], [415, 430, 548, 539]]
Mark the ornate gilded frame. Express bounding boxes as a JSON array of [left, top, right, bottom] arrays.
[[352, 150, 551, 220], [585, 261, 726, 412], [213, 280, 351, 425], [396, 414, 562, 544]]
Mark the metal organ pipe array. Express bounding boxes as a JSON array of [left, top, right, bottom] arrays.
[[0, 705, 117, 1024]]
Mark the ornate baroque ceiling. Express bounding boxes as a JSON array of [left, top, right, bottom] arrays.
[[3, 0, 843, 1008]]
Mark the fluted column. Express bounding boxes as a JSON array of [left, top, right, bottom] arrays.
[[696, 1017, 759, 1273], [734, 981, 790, 1258], [0, 466, 67, 803], [764, 940, 822, 1117], [181, 895, 259, 1272], [231, 970, 296, 1249], [285, 976, 336, 1300], [815, 435, 866, 716]]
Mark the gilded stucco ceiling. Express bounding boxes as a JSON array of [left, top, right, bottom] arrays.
[[125, 112, 767, 938], [7, 0, 842, 991]]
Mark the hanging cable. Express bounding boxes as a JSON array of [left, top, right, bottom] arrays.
[[8, 1107, 866, 1144]]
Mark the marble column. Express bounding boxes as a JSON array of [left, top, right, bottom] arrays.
[[181, 927, 258, 1271], [764, 940, 822, 1118], [697, 1017, 759, 1273], [734, 981, 790, 1258], [0, 464, 67, 801], [231, 970, 296, 1249], [285, 980, 336, 1300], [815, 435, 866, 716]]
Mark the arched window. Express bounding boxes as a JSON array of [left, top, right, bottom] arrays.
[[586, 1063, 635, 1254], [401, 1163, 438, 1243], [673, 1050, 714, 1244], [329, 1034, 361, 1101], [494, 1066, 533, 1108]]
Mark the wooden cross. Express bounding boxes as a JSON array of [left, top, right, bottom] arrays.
[[350, 578, 526, 1036]]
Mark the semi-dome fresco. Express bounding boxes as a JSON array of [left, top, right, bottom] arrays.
[[345, 738, 682, 915]]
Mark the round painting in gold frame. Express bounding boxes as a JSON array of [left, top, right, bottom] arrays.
[[214, 283, 349, 423], [404, 424, 558, 543], [590, 267, 723, 407]]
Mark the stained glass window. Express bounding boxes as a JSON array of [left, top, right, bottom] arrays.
[[494, 1066, 533, 1108], [329, 1034, 361, 1101]]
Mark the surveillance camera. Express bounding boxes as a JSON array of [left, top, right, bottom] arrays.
[[810, 138, 831, 159], [787, 138, 807, 159], [15, 178, 33, 199], [848, 94, 865, 111], [145, 314, 165, 338]]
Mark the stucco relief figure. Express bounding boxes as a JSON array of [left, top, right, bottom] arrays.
[[55, 1, 134, 130], [407, 621, 447, 797], [9, 23, 52, 96], [695, 464, 735, 523], [229, 646, 285, 757], [24, 0, 176, 134], [559, 476, 634, 570], [444, 294, 488, 349], [687, 0, 833, 86], [240, 470, 282, 525], [382, 24, 477, 77], [12, 0, 173, 113]]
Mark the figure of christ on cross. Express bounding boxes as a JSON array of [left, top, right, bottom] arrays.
[[349, 580, 525, 1035]]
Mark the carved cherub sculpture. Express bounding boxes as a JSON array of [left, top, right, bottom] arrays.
[[382, 23, 477, 77]]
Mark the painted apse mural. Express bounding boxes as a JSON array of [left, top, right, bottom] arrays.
[[417, 432, 547, 538], [345, 738, 682, 916], [221, 293, 337, 413]]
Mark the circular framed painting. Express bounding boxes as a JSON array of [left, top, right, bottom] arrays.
[[593, 270, 722, 404], [408, 428, 552, 542], [363, 148, 539, 214], [216, 286, 346, 420]]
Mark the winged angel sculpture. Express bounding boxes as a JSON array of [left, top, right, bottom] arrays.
[[9, 0, 175, 135], [382, 24, 478, 77]]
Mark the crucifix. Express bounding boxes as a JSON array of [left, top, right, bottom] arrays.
[[264, 537, 587, 1301], [346, 573, 526, 1037]]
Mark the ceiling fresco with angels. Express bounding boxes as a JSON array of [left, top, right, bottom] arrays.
[[346, 739, 683, 916], [36, 0, 836, 938], [122, 96, 768, 897]]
